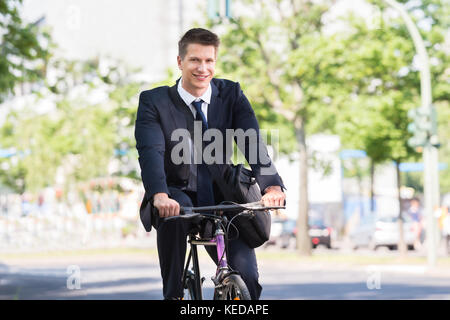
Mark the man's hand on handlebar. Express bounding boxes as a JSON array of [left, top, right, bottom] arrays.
[[153, 193, 180, 218], [261, 185, 285, 207]]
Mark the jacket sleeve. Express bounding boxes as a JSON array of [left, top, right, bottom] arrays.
[[135, 91, 170, 199], [231, 83, 285, 194]]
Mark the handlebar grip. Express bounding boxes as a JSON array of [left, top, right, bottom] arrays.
[[152, 205, 189, 217]]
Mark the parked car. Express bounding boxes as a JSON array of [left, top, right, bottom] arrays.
[[268, 217, 332, 249], [308, 218, 332, 249], [349, 215, 416, 250]]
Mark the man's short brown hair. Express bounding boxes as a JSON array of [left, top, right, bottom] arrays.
[[178, 28, 220, 59]]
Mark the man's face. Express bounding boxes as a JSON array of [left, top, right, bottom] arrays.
[[177, 43, 216, 96]]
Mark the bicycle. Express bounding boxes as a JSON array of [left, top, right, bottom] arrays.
[[165, 201, 285, 300]]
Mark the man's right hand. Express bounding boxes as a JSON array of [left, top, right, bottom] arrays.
[[153, 193, 180, 218]]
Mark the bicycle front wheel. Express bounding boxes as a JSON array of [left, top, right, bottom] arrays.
[[214, 274, 251, 300]]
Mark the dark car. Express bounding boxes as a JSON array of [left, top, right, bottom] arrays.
[[276, 218, 332, 249], [308, 218, 332, 249]]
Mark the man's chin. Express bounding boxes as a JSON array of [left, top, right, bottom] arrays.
[[193, 80, 211, 88]]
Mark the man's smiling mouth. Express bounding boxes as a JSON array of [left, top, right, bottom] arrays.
[[193, 74, 209, 80]]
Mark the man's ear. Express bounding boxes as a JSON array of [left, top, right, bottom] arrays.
[[177, 56, 182, 69]]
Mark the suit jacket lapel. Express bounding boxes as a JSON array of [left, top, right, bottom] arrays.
[[168, 81, 194, 134], [207, 80, 222, 130]]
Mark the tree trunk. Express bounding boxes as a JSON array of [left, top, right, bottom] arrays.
[[295, 117, 311, 256], [396, 161, 407, 256]]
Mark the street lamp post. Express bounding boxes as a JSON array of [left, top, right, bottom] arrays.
[[384, 0, 440, 266]]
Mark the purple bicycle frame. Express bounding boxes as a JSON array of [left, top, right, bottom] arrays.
[[211, 229, 227, 271]]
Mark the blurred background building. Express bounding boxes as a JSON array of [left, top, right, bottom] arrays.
[[21, 0, 206, 83]]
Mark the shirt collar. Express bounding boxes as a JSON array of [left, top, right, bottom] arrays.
[[177, 78, 211, 106]]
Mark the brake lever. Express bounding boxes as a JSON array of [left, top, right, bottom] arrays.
[[239, 209, 256, 217]]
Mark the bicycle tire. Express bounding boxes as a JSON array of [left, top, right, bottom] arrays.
[[214, 274, 251, 300]]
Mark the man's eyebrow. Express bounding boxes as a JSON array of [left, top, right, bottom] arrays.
[[188, 56, 215, 61]]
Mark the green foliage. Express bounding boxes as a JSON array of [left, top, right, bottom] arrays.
[[0, 0, 51, 102], [212, 0, 340, 155], [0, 56, 143, 193], [0, 96, 116, 193], [209, 0, 340, 255], [335, 0, 449, 192], [212, 0, 449, 194]]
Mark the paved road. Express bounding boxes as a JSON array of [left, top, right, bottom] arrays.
[[1, 249, 449, 300]]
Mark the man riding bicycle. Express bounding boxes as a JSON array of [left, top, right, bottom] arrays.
[[135, 28, 286, 300]]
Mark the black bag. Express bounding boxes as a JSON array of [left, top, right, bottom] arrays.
[[212, 163, 271, 249]]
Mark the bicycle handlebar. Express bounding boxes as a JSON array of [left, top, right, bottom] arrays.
[[183, 201, 284, 213], [164, 201, 285, 221]]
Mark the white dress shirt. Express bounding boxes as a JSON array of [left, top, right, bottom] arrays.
[[177, 77, 211, 123]]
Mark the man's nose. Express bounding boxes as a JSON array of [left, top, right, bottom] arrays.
[[197, 62, 207, 72]]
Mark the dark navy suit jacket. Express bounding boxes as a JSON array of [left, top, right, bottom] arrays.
[[135, 78, 284, 231]]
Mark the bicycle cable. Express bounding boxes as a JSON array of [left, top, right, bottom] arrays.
[[214, 200, 267, 273], [216, 201, 243, 272], [226, 213, 241, 241]]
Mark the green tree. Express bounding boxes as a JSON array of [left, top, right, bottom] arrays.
[[0, 92, 116, 193], [0, 0, 51, 102], [335, 0, 449, 254], [0, 56, 143, 194], [211, 0, 347, 255], [211, 0, 449, 256]]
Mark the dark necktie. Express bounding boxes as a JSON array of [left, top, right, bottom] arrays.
[[192, 99, 215, 208]]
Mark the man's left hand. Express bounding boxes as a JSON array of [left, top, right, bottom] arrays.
[[261, 186, 285, 207]]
